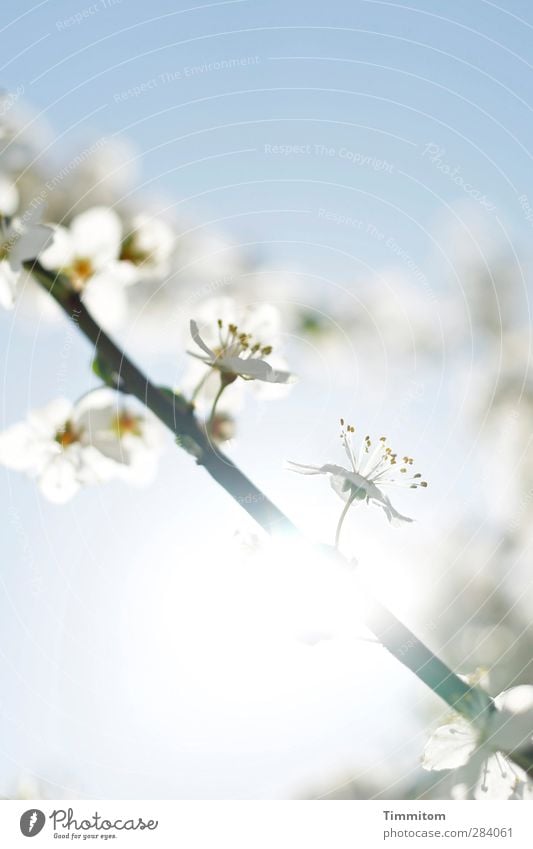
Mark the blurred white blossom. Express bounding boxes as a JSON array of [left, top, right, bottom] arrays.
[[423, 684, 533, 799], [0, 389, 164, 502], [40, 206, 136, 327]]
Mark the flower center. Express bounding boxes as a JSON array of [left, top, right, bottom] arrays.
[[120, 235, 150, 267], [55, 420, 80, 448], [68, 257, 94, 289], [111, 411, 143, 438], [215, 319, 273, 362]]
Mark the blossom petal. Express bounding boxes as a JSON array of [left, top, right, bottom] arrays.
[[39, 225, 74, 270], [27, 398, 73, 434], [494, 685, 533, 714], [70, 206, 122, 268], [376, 492, 414, 525], [0, 421, 48, 471], [422, 717, 478, 771], [489, 685, 533, 754], [222, 356, 293, 383], [81, 272, 128, 330], [8, 221, 55, 269], [37, 453, 81, 503], [286, 461, 325, 475], [0, 398, 73, 472], [190, 320, 217, 358]]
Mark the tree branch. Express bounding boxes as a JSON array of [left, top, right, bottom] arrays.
[[30, 262, 524, 756]]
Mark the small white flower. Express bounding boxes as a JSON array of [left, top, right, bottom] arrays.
[[289, 419, 427, 530], [119, 214, 175, 279], [423, 683, 533, 800], [0, 214, 53, 309], [189, 318, 293, 386], [39, 206, 136, 328], [0, 389, 163, 502], [181, 298, 293, 416]]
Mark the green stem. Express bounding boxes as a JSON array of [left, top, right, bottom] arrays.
[[334, 493, 357, 550], [208, 380, 226, 428]]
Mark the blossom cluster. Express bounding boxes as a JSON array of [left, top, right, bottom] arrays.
[[0, 94, 296, 500], [0, 389, 162, 503]]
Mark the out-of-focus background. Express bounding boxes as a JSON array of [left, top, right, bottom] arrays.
[[1, 0, 533, 799]]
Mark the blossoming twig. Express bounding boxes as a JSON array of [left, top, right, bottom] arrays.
[[27, 260, 533, 779]]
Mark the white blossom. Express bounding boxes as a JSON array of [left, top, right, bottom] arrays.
[[289, 419, 427, 526], [39, 206, 136, 328], [189, 318, 293, 385], [0, 389, 163, 502], [423, 684, 533, 799], [183, 299, 293, 416]]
